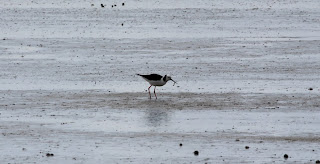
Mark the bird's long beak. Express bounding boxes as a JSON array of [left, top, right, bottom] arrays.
[[171, 79, 177, 86]]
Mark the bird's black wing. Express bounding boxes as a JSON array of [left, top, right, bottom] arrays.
[[137, 74, 163, 81]]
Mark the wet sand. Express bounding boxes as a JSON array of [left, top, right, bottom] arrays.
[[1, 91, 320, 163], [1, 0, 320, 163]]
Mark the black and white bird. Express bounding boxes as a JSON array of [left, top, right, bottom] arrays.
[[136, 74, 177, 99]]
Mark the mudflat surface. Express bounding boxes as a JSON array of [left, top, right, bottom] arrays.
[[1, 0, 320, 163]]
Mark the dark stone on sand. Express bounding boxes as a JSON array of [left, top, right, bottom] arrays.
[[284, 154, 288, 159], [179, 143, 183, 146], [309, 88, 313, 91], [235, 139, 240, 141], [122, 3, 125, 6], [101, 4, 104, 7], [194, 150, 199, 156], [245, 146, 249, 149], [46, 153, 54, 157]]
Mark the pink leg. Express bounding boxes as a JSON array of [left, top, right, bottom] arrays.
[[148, 85, 152, 99], [154, 86, 157, 99]]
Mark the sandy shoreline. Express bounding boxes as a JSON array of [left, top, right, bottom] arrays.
[[2, 90, 320, 110]]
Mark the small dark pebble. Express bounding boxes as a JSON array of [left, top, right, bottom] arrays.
[[235, 139, 240, 141], [316, 160, 320, 163], [101, 4, 104, 7], [179, 143, 183, 147], [122, 3, 125, 6], [245, 146, 250, 149], [284, 154, 288, 159], [309, 88, 313, 91], [46, 153, 54, 157], [194, 151, 199, 156]]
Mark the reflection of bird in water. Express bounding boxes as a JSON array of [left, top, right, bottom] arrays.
[[136, 74, 177, 99], [145, 107, 169, 127]]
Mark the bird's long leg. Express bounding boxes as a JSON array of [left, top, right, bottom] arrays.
[[148, 85, 152, 99], [154, 86, 157, 99]]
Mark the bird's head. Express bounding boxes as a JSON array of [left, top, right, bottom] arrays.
[[164, 75, 177, 85]]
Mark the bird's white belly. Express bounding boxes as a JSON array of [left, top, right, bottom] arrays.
[[149, 80, 166, 86]]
